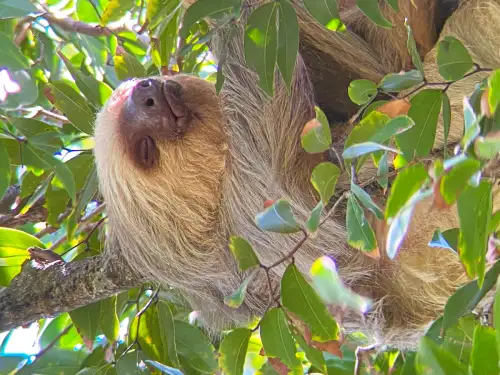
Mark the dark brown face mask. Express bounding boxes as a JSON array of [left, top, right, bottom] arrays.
[[117, 77, 194, 170]]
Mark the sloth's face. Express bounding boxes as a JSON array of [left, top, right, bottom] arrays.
[[94, 74, 225, 171]]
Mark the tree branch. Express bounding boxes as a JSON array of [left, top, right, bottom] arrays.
[[0, 253, 142, 332]]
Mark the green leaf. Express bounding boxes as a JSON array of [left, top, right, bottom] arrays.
[[351, 182, 383, 220], [48, 82, 95, 135], [307, 201, 323, 234], [229, 236, 260, 271], [344, 111, 390, 151], [74, 166, 98, 222], [440, 158, 481, 205], [113, 53, 147, 81], [116, 350, 146, 375], [343, 142, 400, 160], [377, 151, 389, 189], [39, 313, 71, 348], [356, 0, 392, 28], [488, 69, 500, 115], [310, 256, 372, 313], [293, 332, 326, 374], [406, 21, 424, 75], [244, 2, 278, 96], [474, 133, 500, 159], [442, 92, 451, 157], [385, 0, 399, 11], [145, 360, 184, 375], [224, 269, 258, 309], [219, 328, 252, 375], [0, 32, 29, 70], [442, 260, 500, 332], [277, 0, 299, 93], [471, 325, 499, 375], [458, 181, 492, 287], [310, 162, 340, 204], [396, 89, 442, 160], [0, 355, 26, 374], [100, 296, 119, 343], [372, 115, 415, 143], [157, 301, 180, 368], [301, 107, 332, 153], [181, 0, 240, 38], [378, 70, 423, 92], [346, 194, 377, 252], [281, 264, 339, 342], [495, 278, 500, 364], [363, 100, 389, 119], [174, 320, 218, 374], [303, 0, 345, 31], [260, 308, 300, 368], [348, 79, 378, 105], [436, 36, 473, 81], [101, 0, 136, 25], [0, 0, 37, 19], [0, 141, 10, 200], [416, 336, 467, 375], [69, 300, 102, 341], [429, 228, 459, 253], [255, 199, 300, 233]]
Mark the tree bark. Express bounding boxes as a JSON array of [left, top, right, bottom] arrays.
[[0, 253, 142, 332]]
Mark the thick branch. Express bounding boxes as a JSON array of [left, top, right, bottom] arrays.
[[0, 253, 142, 332]]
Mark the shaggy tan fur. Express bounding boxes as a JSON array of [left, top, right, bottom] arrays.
[[93, 0, 499, 349]]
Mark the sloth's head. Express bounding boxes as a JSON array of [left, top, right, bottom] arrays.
[[93, 75, 229, 285]]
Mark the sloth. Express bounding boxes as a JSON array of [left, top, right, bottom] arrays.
[[93, 0, 500, 348]]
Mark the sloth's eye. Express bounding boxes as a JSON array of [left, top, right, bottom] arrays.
[[139, 136, 157, 168]]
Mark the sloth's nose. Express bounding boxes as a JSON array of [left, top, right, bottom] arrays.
[[131, 78, 163, 108]]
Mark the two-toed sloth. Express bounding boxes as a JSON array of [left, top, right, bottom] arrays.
[[93, 0, 500, 348]]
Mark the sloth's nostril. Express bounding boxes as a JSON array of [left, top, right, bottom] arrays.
[[145, 98, 155, 107]]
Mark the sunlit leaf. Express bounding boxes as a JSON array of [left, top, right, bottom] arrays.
[[348, 79, 377, 105], [101, 0, 135, 25], [436, 36, 473, 81], [310, 162, 340, 204], [488, 69, 500, 115], [114, 53, 147, 81], [229, 236, 260, 271], [255, 199, 300, 233], [471, 325, 499, 375], [219, 328, 252, 375], [474, 132, 500, 159], [281, 264, 339, 342]]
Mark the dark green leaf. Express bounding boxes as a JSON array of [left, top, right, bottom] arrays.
[[351, 182, 383, 220], [277, 0, 299, 92], [442, 260, 500, 332], [307, 201, 323, 234], [0, 32, 29, 70], [116, 350, 147, 375], [229, 236, 260, 271], [396, 90, 442, 160], [346, 194, 377, 252], [356, 0, 392, 28], [39, 313, 71, 348], [74, 165, 98, 222], [260, 308, 300, 369], [174, 320, 218, 374], [429, 228, 459, 253], [224, 269, 258, 309], [293, 332, 326, 373], [281, 264, 339, 342], [303, 0, 344, 31], [385, 0, 399, 11], [458, 181, 492, 287], [100, 296, 119, 343], [348, 79, 377, 105], [0, 141, 10, 200], [181, 0, 240, 38], [416, 336, 467, 375], [310, 162, 340, 204], [471, 325, 499, 375], [442, 92, 451, 157], [495, 278, 500, 363], [0, 355, 26, 374], [378, 70, 423, 92], [344, 111, 390, 152], [244, 2, 278, 96], [301, 107, 332, 153], [436, 36, 473, 81], [69, 300, 102, 341], [218, 328, 252, 375], [0, 0, 37, 19], [440, 158, 481, 205], [48, 82, 95, 135], [377, 151, 389, 189], [255, 199, 300, 233], [157, 301, 180, 368]]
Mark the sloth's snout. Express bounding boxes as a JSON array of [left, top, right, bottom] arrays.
[[132, 78, 163, 109]]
